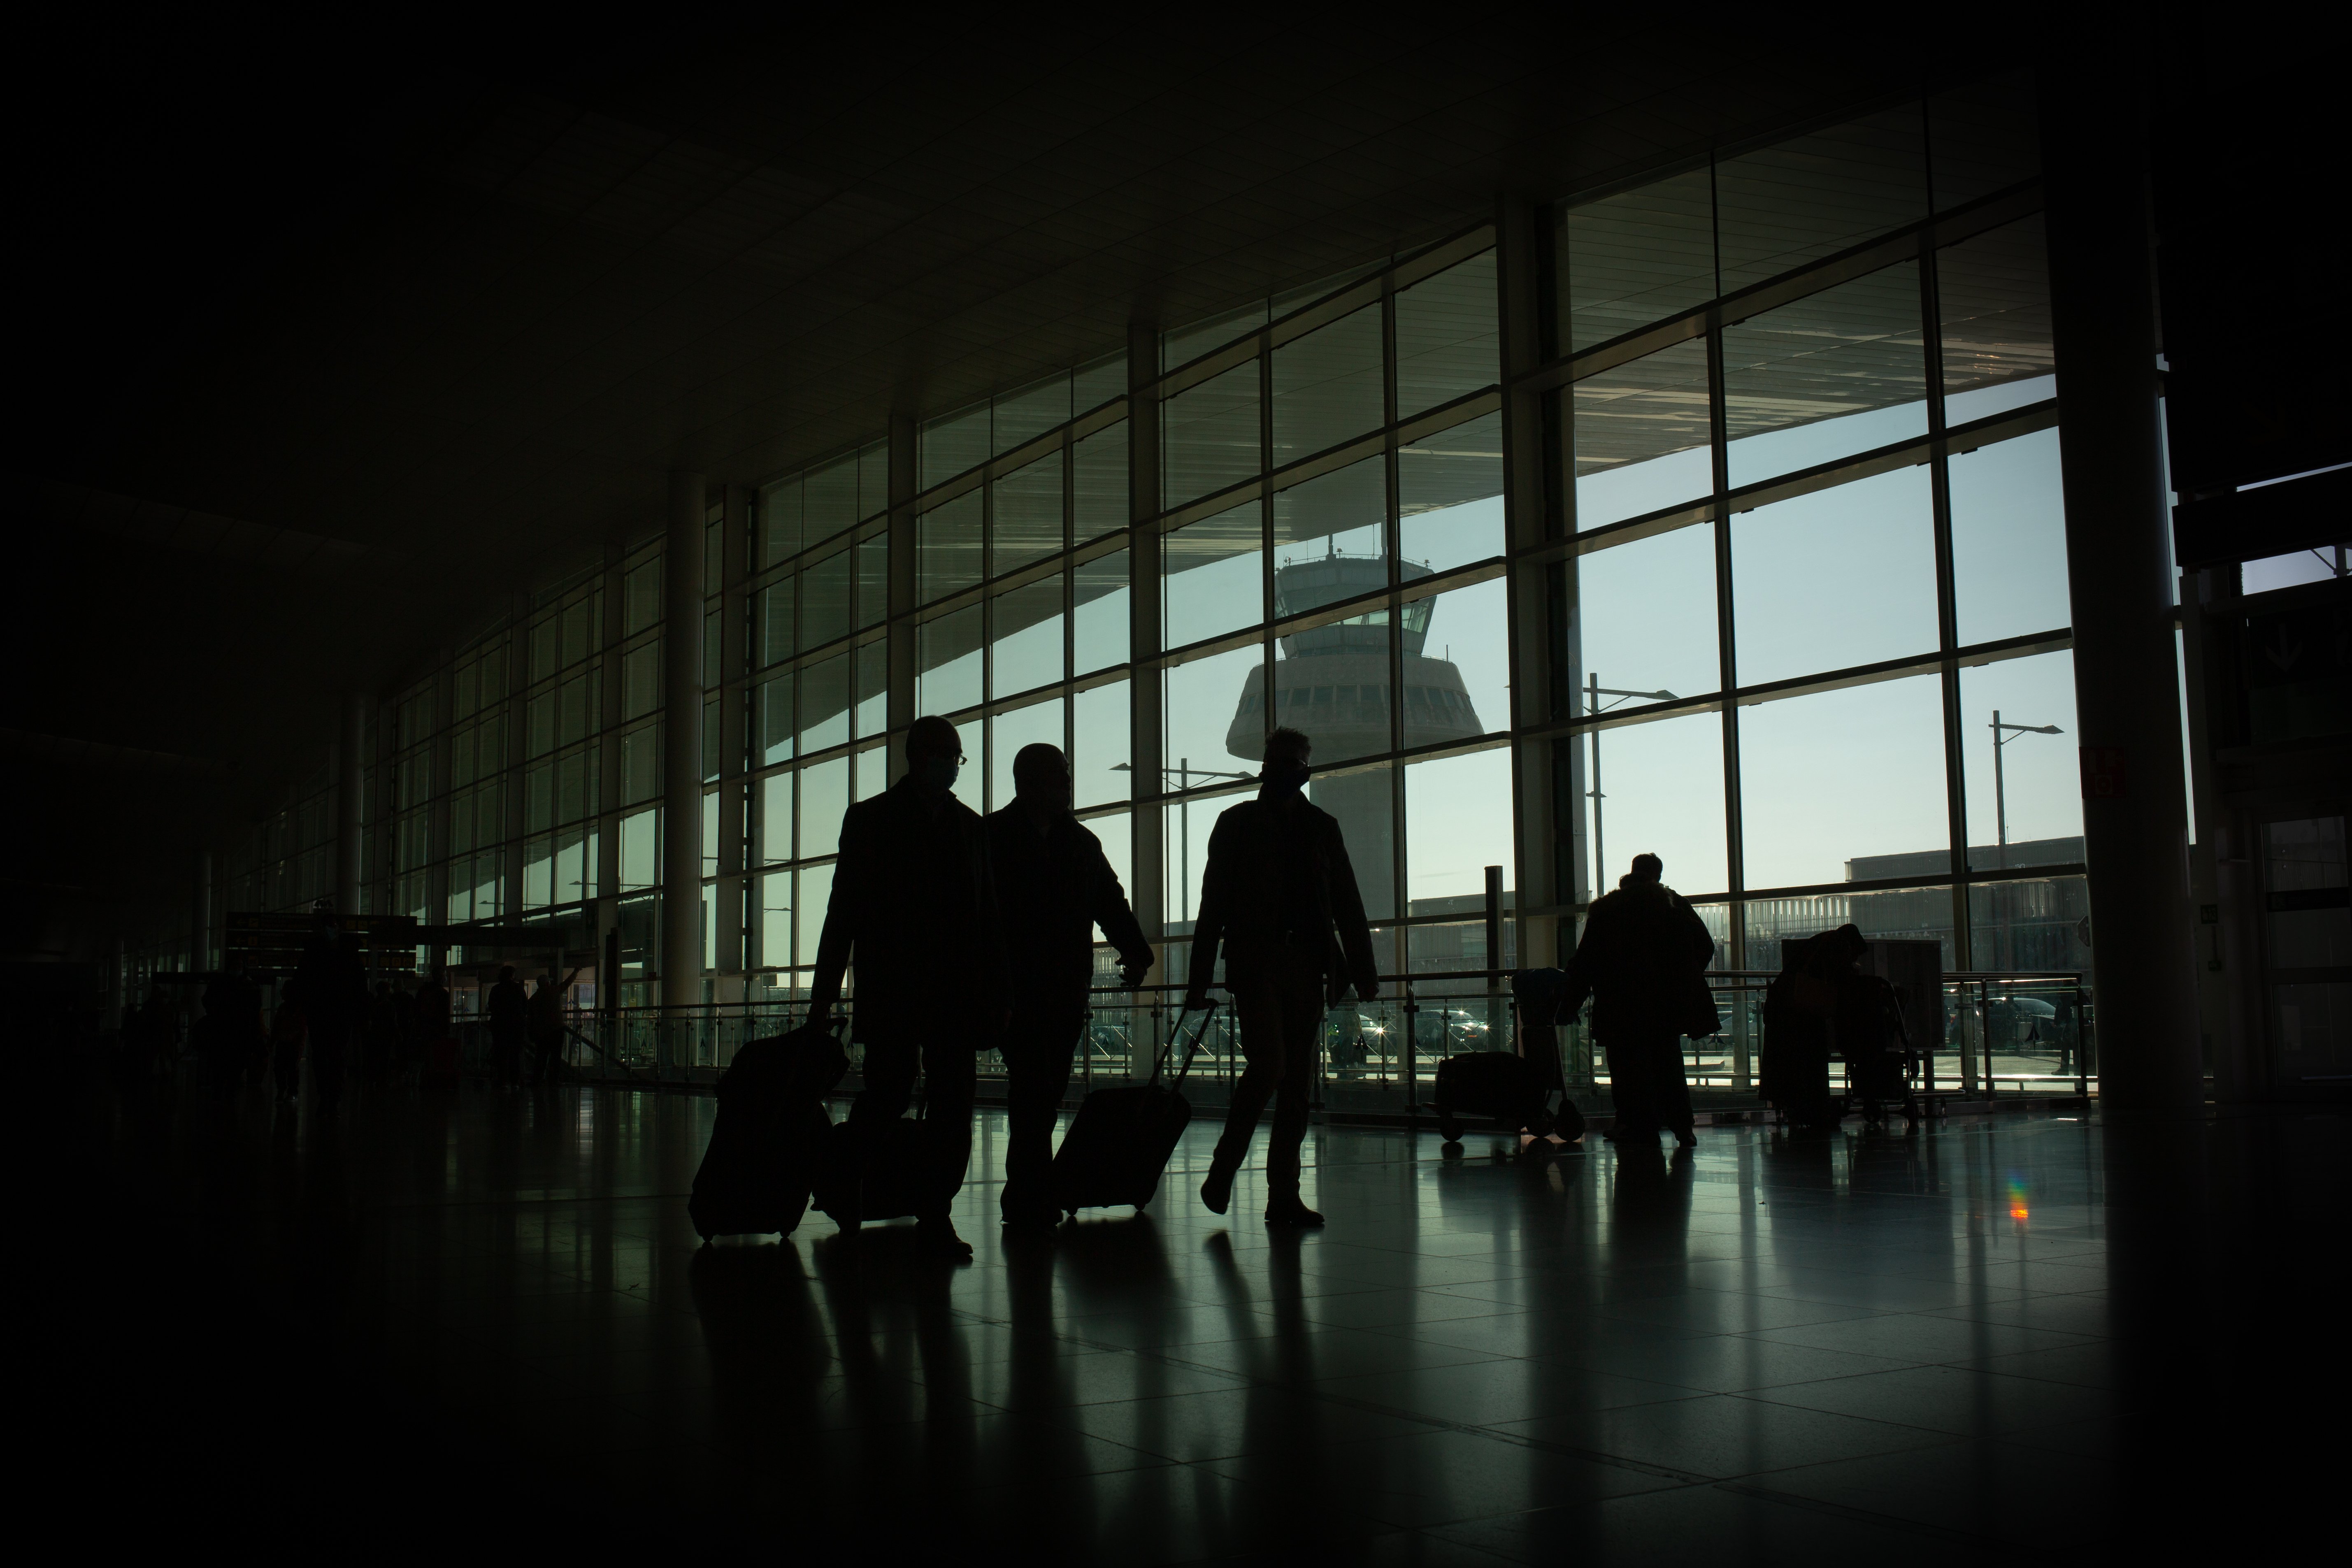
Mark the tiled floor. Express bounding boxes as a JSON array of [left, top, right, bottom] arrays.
[[55, 1080, 2347, 1559]]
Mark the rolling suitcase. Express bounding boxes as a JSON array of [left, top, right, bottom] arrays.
[[690, 1022, 849, 1240], [1433, 1051, 1556, 1143], [1510, 966, 1587, 1142], [1048, 1001, 1219, 1220], [1761, 970, 1839, 1129]]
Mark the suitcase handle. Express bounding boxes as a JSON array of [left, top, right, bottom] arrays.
[[1148, 999, 1220, 1089]]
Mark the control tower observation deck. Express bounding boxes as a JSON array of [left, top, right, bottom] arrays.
[[1221, 553, 1484, 909]]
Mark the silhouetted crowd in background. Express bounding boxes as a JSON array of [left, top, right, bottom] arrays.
[[98, 716, 1908, 1261]]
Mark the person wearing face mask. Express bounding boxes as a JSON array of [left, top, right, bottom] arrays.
[[985, 743, 1155, 1231], [809, 714, 1008, 1257], [1184, 727, 1378, 1226]]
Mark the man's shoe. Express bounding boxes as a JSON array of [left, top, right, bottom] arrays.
[[1200, 1167, 1234, 1215], [1264, 1198, 1325, 1227], [916, 1218, 974, 1259]]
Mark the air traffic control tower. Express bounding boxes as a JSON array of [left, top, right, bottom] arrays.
[[1223, 553, 1485, 909]]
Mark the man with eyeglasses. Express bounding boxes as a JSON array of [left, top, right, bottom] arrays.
[[810, 714, 1006, 1257]]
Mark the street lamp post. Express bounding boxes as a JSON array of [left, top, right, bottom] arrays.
[[1989, 710, 2065, 872], [1988, 709, 2064, 980], [1585, 674, 1677, 891], [1110, 758, 1257, 922]]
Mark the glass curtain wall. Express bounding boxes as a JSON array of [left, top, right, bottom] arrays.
[[1548, 76, 2078, 1002], [362, 78, 2076, 1048]]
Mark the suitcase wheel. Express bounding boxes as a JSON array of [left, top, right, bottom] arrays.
[[1439, 1117, 1464, 1143]]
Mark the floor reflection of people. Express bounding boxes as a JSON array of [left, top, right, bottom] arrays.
[[1199, 1229, 1335, 1551], [1606, 1138, 1695, 1274], [805, 1230, 976, 1518]]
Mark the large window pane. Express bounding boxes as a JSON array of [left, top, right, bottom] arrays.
[[758, 581, 793, 668], [918, 606, 982, 716], [995, 372, 1072, 455], [620, 723, 660, 806], [795, 863, 833, 976], [756, 771, 791, 865], [798, 757, 849, 862], [620, 808, 657, 892], [622, 643, 659, 720], [1162, 363, 1260, 509], [1573, 338, 1712, 528], [1739, 675, 1947, 891], [1272, 457, 1385, 608], [1400, 412, 1504, 573], [990, 575, 1064, 698], [1074, 550, 1129, 674], [804, 448, 871, 544], [854, 641, 887, 738], [624, 557, 660, 635], [1714, 109, 1927, 293], [802, 548, 851, 649], [855, 534, 888, 630], [1960, 650, 2082, 871], [1732, 467, 1938, 685], [1162, 502, 1263, 649], [1573, 525, 1720, 711], [919, 490, 982, 604], [1938, 216, 2055, 425], [1950, 429, 2071, 646], [1723, 262, 1927, 488], [1164, 303, 1264, 372], [1313, 759, 1397, 921], [758, 474, 801, 567], [1074, 421, 1127, 544], [1578, 709, 1726, 899], [1273, 305, 1383, 461], [799, 654, 849, 753], [1271, 588, 1389, 768], [1408, 576, 1507, 740], [921, 403, 990, 490], [1073, 353, 1125, 416], [993, 452, 1063, 576], [1404, 747, 1511, 918], [756, 673, 793, 767], [1559, 166, 1715, 352], [989, 696, 1066, 813], [1163, 644, 1263, 787], [758, 870, 791, 968], [1396, 251, 1497, 418], [1074, 680, 1129, 808]]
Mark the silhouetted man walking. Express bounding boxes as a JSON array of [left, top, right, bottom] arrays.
[[1564, 853, 1715, 1147], [986, 743, 1153, 1231], [292, 902, 368, 1108], [1185, 727, 1378, 1227], [811, 715, 1006, 1257], [486, 964, 528, 1085]]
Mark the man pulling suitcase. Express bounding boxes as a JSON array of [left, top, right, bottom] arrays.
[[985, 742, 1153, 1231], [1185, 726, 1379, 1227]]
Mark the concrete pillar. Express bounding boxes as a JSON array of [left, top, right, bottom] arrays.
[[661, 469, 707, 1002], [191, 848, 213, 975], [2041, 69, 2203, 1115], [1126, 319, 1167, 962], [336, 692, 365, 917]]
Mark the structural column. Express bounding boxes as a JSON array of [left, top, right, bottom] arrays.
[[1125, 321, 1167, 971], [337, 692, 365, 918], [190, 848, 213, 974], [661, 469, 707, 1003], [2041, 69, 2201, 1115]]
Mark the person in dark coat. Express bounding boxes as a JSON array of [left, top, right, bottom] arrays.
[[486, 964, 528, 1085], [527, 967, 578, 1086], [985, 743, 1154, 1231], [1184, 727, 1379, 1227], [810, 715, 1007, 1258], [1564, 853, 1716, 1147], [292, 904, 369, 1108]]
